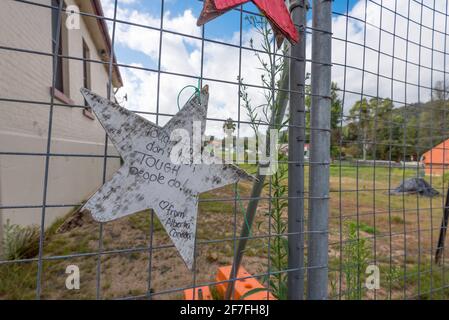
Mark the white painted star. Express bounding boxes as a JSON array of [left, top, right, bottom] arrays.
[[80, 86, 252, 269]]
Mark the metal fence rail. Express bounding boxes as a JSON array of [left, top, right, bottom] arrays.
[[0, 0, 448, 300]]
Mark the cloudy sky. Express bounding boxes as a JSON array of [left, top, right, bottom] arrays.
[[99, 0, 448, 138]]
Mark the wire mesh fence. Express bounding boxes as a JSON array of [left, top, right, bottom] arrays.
[[331, 0, 449, 300], [0, 0, 449, 300]]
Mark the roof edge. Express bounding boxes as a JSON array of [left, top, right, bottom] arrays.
[[91, 0, 123, 88]]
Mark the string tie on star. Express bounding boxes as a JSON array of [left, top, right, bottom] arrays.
[[176, 78, 201, 110]]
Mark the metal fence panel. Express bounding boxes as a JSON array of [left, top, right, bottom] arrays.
[[0, 0, 448, 300]]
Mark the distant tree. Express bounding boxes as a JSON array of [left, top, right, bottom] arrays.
[[348, 98, 371, 160], [305, 81, 342, 159], [223, 117, 236, 133], [431, 81, 449, 148], [370, 98, 394, 160], [433, 80, 449, 101], [341, 80, 449, 162], [345, 97, 396, 160], [330, 82, 343, 158]]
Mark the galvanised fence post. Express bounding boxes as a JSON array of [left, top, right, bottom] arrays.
[[287, 0, 308, 300], [308, 0, 332, 300]]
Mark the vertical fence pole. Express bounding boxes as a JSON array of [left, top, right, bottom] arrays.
[[288, 0, 308, 300], [435, 185, 449, 264], [307, 0, 332, 300]]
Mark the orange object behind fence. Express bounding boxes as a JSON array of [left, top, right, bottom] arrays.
[[422, 138, 449, 176], [215, 265, 276, 300]]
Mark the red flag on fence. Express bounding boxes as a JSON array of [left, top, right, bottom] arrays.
[[197, 0, 299, 48]]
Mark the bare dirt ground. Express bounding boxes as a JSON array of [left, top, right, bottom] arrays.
[[2, 165, 449, 299]]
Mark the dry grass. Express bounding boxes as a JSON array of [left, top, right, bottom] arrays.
[[2, 164, 449, 299]]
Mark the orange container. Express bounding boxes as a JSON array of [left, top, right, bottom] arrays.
[[184, 286, 213, 300], [215, 265, 276, 300]]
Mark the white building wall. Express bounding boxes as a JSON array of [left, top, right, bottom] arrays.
[[0, 0, 121, 233]]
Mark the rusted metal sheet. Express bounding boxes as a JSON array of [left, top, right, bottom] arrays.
[[197, 0, 299, 47], [79, 86, 252, 270]]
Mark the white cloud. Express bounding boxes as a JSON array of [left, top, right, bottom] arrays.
[[101, 0, 449, 137], [100, 0, 268, 138], [330, 0, 449, 111]]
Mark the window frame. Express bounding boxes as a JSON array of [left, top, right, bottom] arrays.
[[51, 0, 65, 94]]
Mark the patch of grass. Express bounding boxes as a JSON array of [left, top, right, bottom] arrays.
[[44, 238, 69, 255], [1, 220, 40, 261], [342, 222, 371, 300], [128, 210, 163, 233], [391, 216, 405, 224], [384, 264, 405, 292], [128, 252, 140, 261], [127, 288, 144, 297], [102, 281, 112, 291], [396, 264, 449, 299], [329, 165, 418, 183], [1, 164, 444, 300], [68, 236, 91, 253], [349, 221, 378, 235], [237, 163, 258, 176], [199, 193, 234, 214], [443, 172, 449, 184], [45, 217, 65, 237], [385, 263, 449, 299], [413, 266, 449, 300], [0, 263, 36, 299], [46, 207, 80, 237], [210, 285, 221, 300]]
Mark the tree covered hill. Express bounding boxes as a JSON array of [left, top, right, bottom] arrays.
[[342, 89, 449, 161]]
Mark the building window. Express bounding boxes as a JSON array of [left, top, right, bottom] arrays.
[[82, 41, 91, 100], [82, 40, 95, 120], [51, 0, 64, 93]]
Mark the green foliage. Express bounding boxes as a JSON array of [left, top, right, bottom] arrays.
[[223, 117, 236, 133], [199, 192, 234, 214], [239, 287, 272, 300], [408, 265, 449, 300], [241, 15, 289, 300], [385, 263, 449, 300], [128, 210, 164, 234], [351, 221, 377, 235], [45, 214, 69, 237], [385, 265, 404, 293], [346, 97, 396, 160], [305, 82, 343, 156], [1, 220, 40, 261], [0, 263, 36, 299], [443, 172, 449, 184], [342, 221, 371, 300], [264, 156, 289, 300], [242, 15, 288, 132], [210, 284, 222, 300], [342, 85, 449, 161]]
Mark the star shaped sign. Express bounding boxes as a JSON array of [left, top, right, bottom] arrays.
[[197, 0, 299, 48], [80, 86, 253, 270]]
